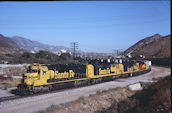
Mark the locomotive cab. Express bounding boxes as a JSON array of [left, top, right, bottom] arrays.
[[18, 64, 49, 94]]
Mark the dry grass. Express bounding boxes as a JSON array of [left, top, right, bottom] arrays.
[[100, 75, 171, 113], [0, 76, 21, 89], [1, 66, 26, 77], [0, 66, 26, 89], [36, 87, 135, 113]]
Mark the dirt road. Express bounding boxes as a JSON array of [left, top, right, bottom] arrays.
[[0, 66, 170, 113]]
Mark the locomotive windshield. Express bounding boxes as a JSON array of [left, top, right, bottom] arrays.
[[27, 69, 38, 73], [27, 66, 38, 73]]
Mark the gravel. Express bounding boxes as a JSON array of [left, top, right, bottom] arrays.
[[0, 88, 15, 98]]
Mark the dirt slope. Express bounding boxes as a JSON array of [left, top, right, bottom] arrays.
[[0, 34, 25, 55], [124, 34, 171, 58], [99, 76, 171, 113]]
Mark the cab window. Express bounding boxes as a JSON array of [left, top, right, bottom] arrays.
[[38, 70, 40, 74], [43, 71, 46, 75], [27, 69, 38, 73]]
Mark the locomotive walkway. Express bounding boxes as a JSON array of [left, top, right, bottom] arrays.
[[0, 66, 170, 113]]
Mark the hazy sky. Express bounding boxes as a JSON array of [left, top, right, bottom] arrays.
[[0, 1, 170, 53]]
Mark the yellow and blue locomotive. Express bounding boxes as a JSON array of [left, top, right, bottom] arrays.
[[17, 60, 151, 94]]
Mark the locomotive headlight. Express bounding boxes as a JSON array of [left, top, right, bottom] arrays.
[[24, 77, 32, 85], [23, 73, 33, 85]]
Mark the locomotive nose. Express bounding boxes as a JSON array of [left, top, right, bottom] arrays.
[[17, 83, 30, 95]]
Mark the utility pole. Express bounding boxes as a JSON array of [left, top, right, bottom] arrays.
[[70, 42, 78, 59], [117, 50, 119, 56], [113, 49, 123, 58], [119, 49, 124, 56], [112, 49, 117, 58]]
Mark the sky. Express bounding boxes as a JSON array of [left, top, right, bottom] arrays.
[[0, 1, 171, 53]]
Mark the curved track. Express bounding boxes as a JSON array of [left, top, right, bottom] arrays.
[[0, 66, 170, 113], [0, 68, 150, 102]]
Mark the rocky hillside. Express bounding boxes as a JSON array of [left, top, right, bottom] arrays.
[[124, 34, 171, 58], [11, 36, 70, 54], [0, 34, 25, 55]]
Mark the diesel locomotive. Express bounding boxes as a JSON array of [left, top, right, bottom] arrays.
[[17, 60, 151, 95]]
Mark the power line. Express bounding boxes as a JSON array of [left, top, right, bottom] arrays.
[[70, 42, 78, 58], [112, 49, 124, 58]]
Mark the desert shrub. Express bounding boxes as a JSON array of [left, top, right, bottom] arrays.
[[96, 90, 102, 94], [78, 96, 85, 101], [21, 52, 34, 58], [46, 104, 57, 112], [5, 54, 14, 57], [0, 50, 87, 64], [98, 76, 171, 113]]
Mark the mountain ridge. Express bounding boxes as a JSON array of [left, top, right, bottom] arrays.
[[0, 34, 26, 55], [11, 36, 70, 54], [0, 33, 170, 59], [124, 34, 171, 58]]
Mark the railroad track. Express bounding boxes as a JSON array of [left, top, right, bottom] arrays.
[[0, 87, 76, 103], [0, 69, 151, 103], [0, 96, 21, 102]]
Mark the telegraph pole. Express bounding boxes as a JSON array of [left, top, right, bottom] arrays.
[[113, 49, 119, 57], [70, 42, 78, 59], [119, 49, 124, 56], [113, 49, 124, 58]]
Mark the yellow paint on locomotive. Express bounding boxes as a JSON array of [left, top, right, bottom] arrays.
[[86, 64, 94, 78], [54, 70, 74, 79], [24, 64, 54, 87], [127, 66, 133, 73], [20, 61, 150, 89], [110, 63, 124, 75], [142, 64, 146, 70], [46, 70, 55, 79], [99, 68, 110, 75], [133, 63, 140, 72]]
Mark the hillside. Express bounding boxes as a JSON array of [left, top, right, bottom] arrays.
[[124, 34, 171, 59], [11, 36, 114, 58], [11, 36, 70, 54], [0, 34, 25, 55]]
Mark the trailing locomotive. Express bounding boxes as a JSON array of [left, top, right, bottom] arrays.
[[17, 60, 151, 95]]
